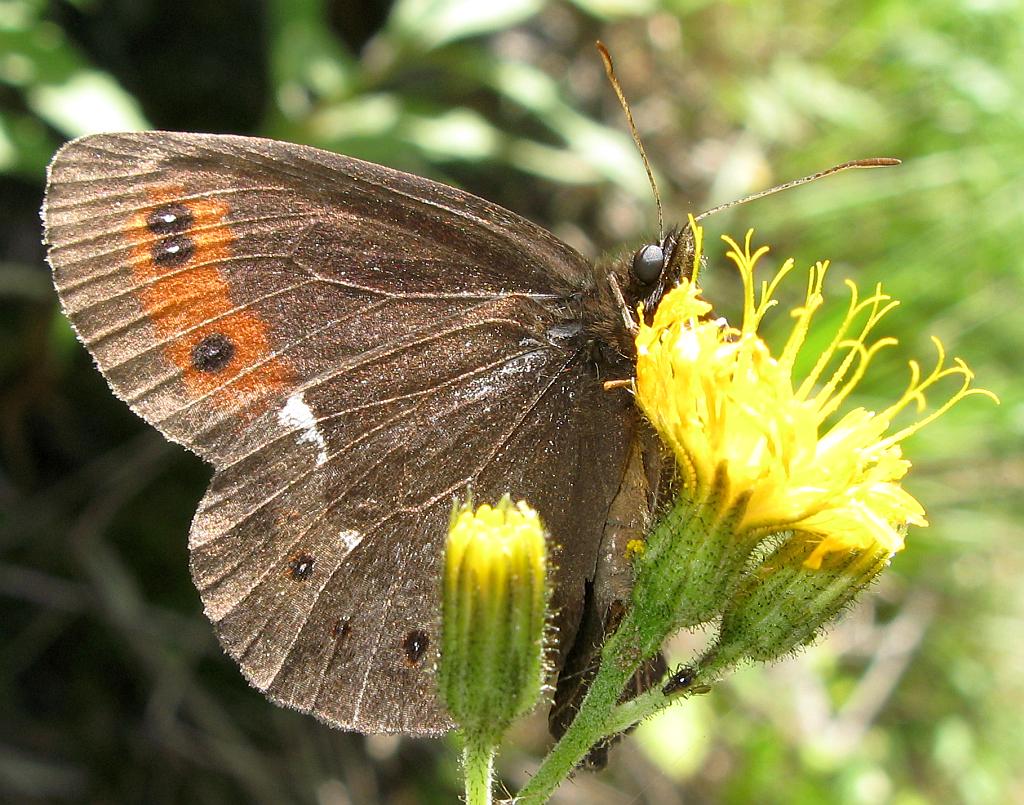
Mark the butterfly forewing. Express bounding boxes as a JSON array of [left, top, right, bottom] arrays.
[[43, 132, 635, 733]]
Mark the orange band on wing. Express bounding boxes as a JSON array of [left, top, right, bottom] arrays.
[[126, 185, 290, 410]]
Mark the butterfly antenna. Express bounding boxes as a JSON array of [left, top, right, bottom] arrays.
[[694, 158, 901, 222], [597, 41, 664, 241]]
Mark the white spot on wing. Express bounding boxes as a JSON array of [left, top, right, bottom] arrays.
[[339, 529, 362, 552], [278, 392, 328, 466], [459, 349, 549, 403]]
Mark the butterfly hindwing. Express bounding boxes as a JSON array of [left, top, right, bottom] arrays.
[[43, 132, 635, 733]]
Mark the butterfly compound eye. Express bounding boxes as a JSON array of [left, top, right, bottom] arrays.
[[631, 243, 664, 284]]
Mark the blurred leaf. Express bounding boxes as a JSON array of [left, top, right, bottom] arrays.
[[308, 93, 403, 142], [0, 263, 51, 300], [386, 0, 542, 50], [634, 696, 713, 780], [266, 0, 357, 116], [567, 0, 658, 19], [28, 70, 148, 137], [746, 58, 890, 140], [400, 108, 501, 161], [0, 116, 16, 170], [483, 58, 655, 197]]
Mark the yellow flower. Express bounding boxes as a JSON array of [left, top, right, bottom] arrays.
[[439, 497, 549, 741], [635, 227, 996, 569]]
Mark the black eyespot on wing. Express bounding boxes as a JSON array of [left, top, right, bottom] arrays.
[[402, 629, 429, 665], [286, 552, 316, 581], [191, 333, 235, 373], [146, 203, 194, 235], [152, 234, 196, 267], [331, 617, 352, 640], [632, 243, 664, 284]]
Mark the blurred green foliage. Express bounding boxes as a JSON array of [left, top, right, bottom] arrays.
[[1, 0, 1021, 803]]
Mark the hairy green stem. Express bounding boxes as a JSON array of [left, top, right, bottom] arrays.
[[605, 686, 668, 736], [462, 735, 495, 805], [516, 616, 654, 802]]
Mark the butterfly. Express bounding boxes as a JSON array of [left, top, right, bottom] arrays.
[[42, 131, 692, 734]]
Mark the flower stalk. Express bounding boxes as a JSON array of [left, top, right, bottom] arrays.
[[517, 503, 729, 802], [462, 736, 495, 805], [514, 606, 652, 802]]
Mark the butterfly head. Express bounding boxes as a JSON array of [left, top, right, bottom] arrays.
[[585, 223, 698, 365], [626, 223, 698, 312]]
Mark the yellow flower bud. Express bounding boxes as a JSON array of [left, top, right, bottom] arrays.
[[438, 496, 549, 743]]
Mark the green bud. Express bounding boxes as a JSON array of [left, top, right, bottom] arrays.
[[703, 533, 890, 675], [438, 496, 549, 744], [630, 464, 755, 641]]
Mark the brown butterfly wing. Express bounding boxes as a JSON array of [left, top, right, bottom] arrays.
[[43, 132, 635, 733]]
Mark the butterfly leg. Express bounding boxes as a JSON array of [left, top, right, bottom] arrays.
[[607, 273, 639, 335]]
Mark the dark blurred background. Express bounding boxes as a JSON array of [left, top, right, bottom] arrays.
[[1, 1, 1021, 803]]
